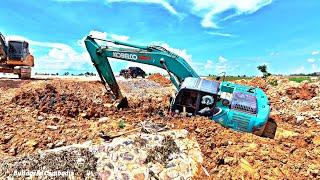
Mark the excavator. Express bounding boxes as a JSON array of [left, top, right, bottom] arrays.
[[84, 35, 273, 136], [0, 32, 34, 79]]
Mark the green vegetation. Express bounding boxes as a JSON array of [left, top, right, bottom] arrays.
[[257, 64, 271, 78], [289, 76, 311, 83], [118, 120, 126, 129], [269, 79, 278, 86]]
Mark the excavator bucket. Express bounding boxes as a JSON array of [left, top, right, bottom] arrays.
[[85, 36, 129, 109], [114, 97, 129, 109]]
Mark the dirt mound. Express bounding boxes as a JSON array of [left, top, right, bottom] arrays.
[[147, 73, 171, 86], [1, 77, 320, 179], [286, 84, 318, 100], [11, 82, 114, 118], [235, 77, 269, 91]]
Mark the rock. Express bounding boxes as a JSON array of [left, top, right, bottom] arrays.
[[47, 125, 58, 130], [195, 128, 201, 133], [104, 103, 113, 108], [224, 157, 235, 165], [55, 141, 64, 147], [37, 116, 44, 121], [9, 147, 17, 156], [166, 169, 179, 179], [149, 163, 164, 175], [239, 158, 255, 175], [46, 143, 54, 149], [26, 139, 38, 148], [76, 157, 85, 166], [296, 115, 305, 123], [98, 171, 112, 179], [98, 117, 109, 123], [80, 113, 87, 118], [122, 152, 134, 161], [275, 128, 299, 139]]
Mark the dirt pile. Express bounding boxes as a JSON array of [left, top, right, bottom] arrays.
[[11, 81, 114, 118], [286, 83, 318, 100], [147, 73, 171, 86], [0, 77, 320, 179], [235, 77, 269, 90]]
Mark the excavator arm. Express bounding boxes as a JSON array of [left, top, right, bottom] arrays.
[[84, 35, 199, 107]]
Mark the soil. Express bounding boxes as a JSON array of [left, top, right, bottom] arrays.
[[0, 76, 319, 179]]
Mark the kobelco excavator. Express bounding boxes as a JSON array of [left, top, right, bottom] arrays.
[[0, 32, 34, 79], [84, 35, 272, 136]]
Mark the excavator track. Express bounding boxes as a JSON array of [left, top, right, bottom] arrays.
[[18, 67, 31, 79]]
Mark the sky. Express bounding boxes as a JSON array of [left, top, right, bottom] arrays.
[[0, 0, 320, 76]]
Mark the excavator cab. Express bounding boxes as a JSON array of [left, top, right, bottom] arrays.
[[171, 77, 220, 117], [8, 41, 29, 60]]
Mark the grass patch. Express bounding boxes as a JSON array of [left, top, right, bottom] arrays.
[[288, 76, 311, 83]]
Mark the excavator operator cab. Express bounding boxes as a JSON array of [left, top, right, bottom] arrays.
[[171, 77, 220, 117], [8, 41, 29, 60]]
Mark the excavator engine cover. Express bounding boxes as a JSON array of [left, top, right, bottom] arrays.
[[171, 77, 270, 134]]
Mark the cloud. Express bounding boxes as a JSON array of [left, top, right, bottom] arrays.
[[307, 58, 316, 63], [205, 31, 234, 37], [311, 64, 319, 72], [6, 31, 127, 73], [89, 31, 107, 39], [125, 42, 194, 74], [7, 35, 71, 50], [109, 34, 130, 41], [106, 0, 180, 16], [218, 56, 227, 63], [158, 43, 193, 63], [293, 66, 306, 74], [204, 60, 213, 70], [215, 56, 229, 72], [269, 51, 279, 56], [203, 56, 229, 74], [312, 51, 319, 55], [190, 0, 273, 28], [78, 30, 130, 48]]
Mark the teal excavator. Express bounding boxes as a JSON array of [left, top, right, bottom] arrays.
[[85, 36, 273, 136]]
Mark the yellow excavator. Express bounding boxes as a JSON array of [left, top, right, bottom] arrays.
[[0, 32, 34, 79]]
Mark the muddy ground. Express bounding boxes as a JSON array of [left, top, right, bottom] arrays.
[[0, 76, 319, 179]]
